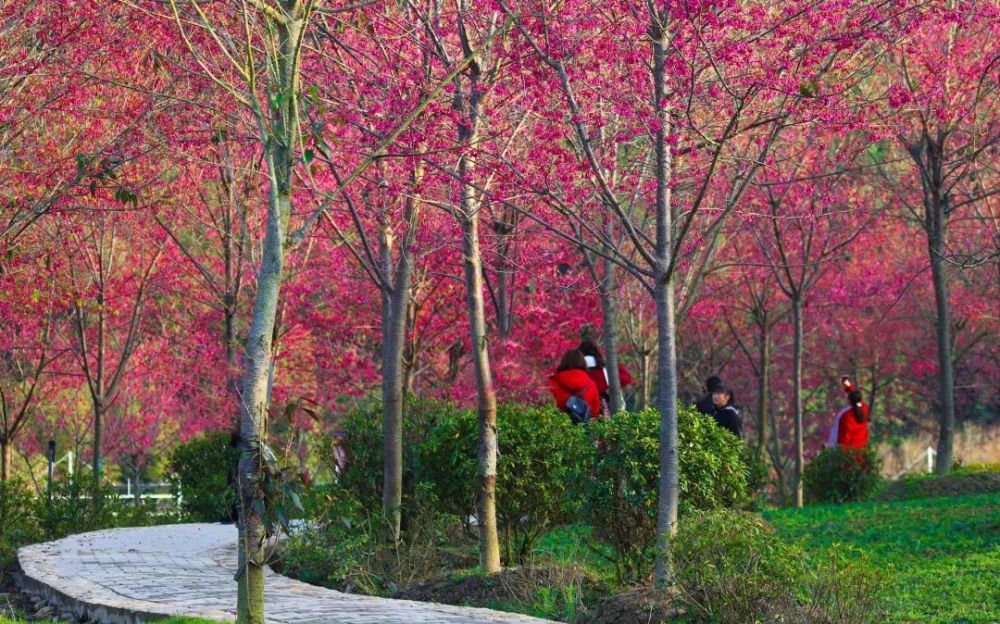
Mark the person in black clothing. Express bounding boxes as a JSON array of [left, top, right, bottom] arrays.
[[695, 375, 724, 416], [708, 386, 743, 440]]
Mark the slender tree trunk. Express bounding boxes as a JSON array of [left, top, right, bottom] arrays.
[[381, 249, 411, 543], [651, 21, 679, 587], [134, 466, 142, 507], [639, 350, 653, 411], [452, 21, 500, 571], [496, 232, 513, 339], [235, 187, 289, 624], [236, 9, 302, 621], [791, 295, 804, 508], [757, 322, 770, 456], [653, 274, 679, 585], [92, 289, 106, 484], [601, 247, 624, 414], [1, 438, 11, 481], [928, 208, 955, 473], [92, 399, 104, 484], [462, 211, 501, 573], [403, 307, 417, 395]]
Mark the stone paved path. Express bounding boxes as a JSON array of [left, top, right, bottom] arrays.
[[17, 524, 555, 624]]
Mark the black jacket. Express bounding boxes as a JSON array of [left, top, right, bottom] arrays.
[[709, 405, 743, 440]]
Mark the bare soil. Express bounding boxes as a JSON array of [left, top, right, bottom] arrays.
[[584, 587, 683, 624]]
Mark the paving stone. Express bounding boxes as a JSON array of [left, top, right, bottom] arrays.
[[18, 524, 553, 624]]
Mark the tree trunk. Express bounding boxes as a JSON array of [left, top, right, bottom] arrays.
[[639, 349, 653, 411], [381, 249, 411, 543], [235, 189, 288, 624], [134, 467, 142, 507], [791, 295, 804, 508], [496, 231, 513, 339], [651, 21, 678, 587], [653, 273, 679, 586], [236, 8, 302, 621], [1, 438, 11, 481], [92, 399, 104, 484], [757, 321, 770, 456], [929, 208, 955, 473], [600, 248, 624, 414], [452, 19, 500, 571], [462, 211, 501, 573]]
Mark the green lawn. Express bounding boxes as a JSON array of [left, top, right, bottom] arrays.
[[765, 492, 1000, 623]]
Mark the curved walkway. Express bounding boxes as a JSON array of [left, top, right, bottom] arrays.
[[17, 524, 554, 624]]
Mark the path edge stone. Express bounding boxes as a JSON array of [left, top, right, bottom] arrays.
[[16, 538, 235, 624]]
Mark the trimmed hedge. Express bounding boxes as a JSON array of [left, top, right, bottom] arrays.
[[167, 431, 239, 522], [804, 445, 882, 503], [583, 406, 750, 581], [419, 403, 591, 564]]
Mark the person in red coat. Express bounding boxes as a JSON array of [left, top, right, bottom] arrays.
[[549, 349, 601, 419], [578, 339, 633, 417], [827, 377, 870, 449]]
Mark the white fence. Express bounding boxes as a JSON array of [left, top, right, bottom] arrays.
[[38, 450, 183, 506], [891, 446, 937, 480]]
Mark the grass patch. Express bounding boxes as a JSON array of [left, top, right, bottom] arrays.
[[766, 492, 1000, 623]]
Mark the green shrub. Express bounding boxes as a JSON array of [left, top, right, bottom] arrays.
[[583, 407, 749, 581], [2, 475, 171, 564], [332, 396, 453, 517], [674, 510, 885, 624], [0, 479, 41, 561], [742, 446, 771, 507], [420, 404, 592, 565], [801, 546, 885, 624], [804, 446, 882, 503], [35, 474, 127, 539], [281, 483, 461, 596], [673, 510, 799, 623], [167, 431, 238, 522]]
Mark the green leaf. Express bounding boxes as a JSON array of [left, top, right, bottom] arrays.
[[304, 149, 314, 164], [798, 80, 820, 98], [251, 499, 266, 518]]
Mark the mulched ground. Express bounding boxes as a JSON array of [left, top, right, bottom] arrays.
[[394, 565, 598, 604], [584, 587, 683, 624], [394, 566, 687, 624]]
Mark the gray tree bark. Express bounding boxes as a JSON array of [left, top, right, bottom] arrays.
[[651, 19, 679, 587], [909, 135, 957, 474], [600, 237, 624, 414], [928, 196, 955, 473], [757, 322, 771, 457], [234, 6, 304, 624], [380, 226, 412, 543], [462, 209, 502, 573], [451, 2, 501, 573], [235, 181, 291, 624], [791, 295, 804, 508]]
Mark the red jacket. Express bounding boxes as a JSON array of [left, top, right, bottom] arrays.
[[549, 369, 601, 418], [837, 381, 870, 449], [585, 365, 634, 397], [836, 404, 870, 448]]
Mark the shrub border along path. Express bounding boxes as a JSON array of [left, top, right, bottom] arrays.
[[16, 524, 555, 624]]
